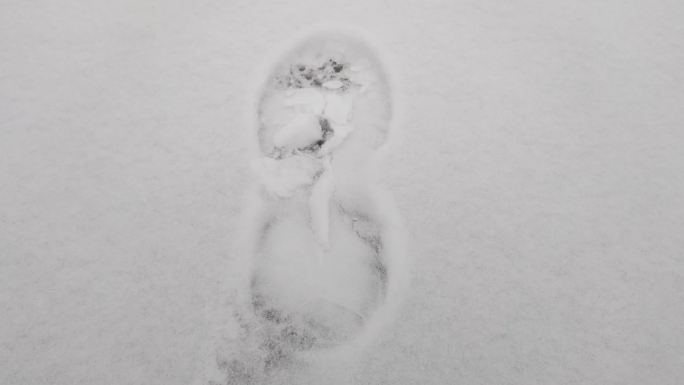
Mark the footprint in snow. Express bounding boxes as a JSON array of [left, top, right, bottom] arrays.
[[203, 29, 409, 385]]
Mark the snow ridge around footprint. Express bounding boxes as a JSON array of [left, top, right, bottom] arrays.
[[199, 28, 409, 385]]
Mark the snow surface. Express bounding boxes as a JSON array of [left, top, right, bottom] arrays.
[[2, 1, 684, 385]]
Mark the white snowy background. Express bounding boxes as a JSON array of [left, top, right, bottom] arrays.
[[1, 1, 683, 384]]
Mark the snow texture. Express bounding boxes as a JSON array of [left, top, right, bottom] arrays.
[[194, 29, 410, 385], [2, 1, 684, 385]]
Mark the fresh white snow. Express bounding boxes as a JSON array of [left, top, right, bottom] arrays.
[[2, 1, 684, 385]]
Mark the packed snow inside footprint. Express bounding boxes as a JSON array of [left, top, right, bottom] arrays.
[[207, 31, 403, 385]]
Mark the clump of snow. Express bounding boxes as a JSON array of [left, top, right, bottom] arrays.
[[323, 80, 344, 89], [252, 155, 322, 198], [308, 159, 334, 247], [272, 113, 322, 150], [283, 88, 325, 114], [323, 92, 353, 124]]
